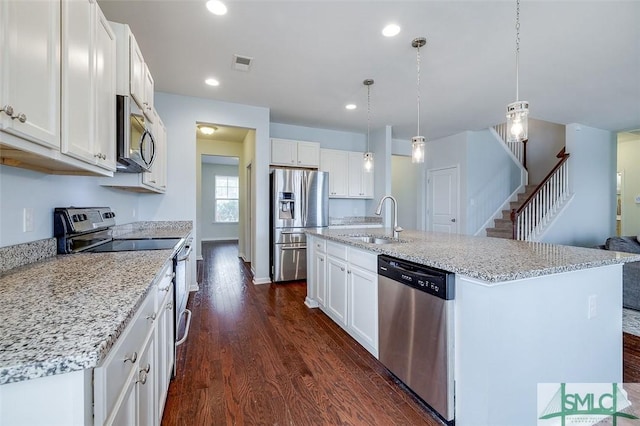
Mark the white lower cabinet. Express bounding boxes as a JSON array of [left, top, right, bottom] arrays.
[[347, 264, 378, 355], [94, 261, 175, 426], [315, 240, 378, 357], [326, 254, 348, 326]]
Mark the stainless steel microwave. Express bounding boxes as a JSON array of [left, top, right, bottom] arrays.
[[116, 94, 156, 173]]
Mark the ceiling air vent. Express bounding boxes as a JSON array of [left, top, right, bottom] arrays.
[[232, 54, 253, 72]]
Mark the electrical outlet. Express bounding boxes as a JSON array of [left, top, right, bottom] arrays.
[[588, 294, 597, 319], [23, 208, 34, 232]]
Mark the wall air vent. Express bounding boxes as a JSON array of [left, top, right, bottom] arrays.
[[232, 54, 253, 71]]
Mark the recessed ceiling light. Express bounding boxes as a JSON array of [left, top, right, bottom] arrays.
[[205, 78, 220, 87], [382, 24, 401, 37], [345, 104, 357, 110], [198, 125, 217, 135], [206, 0, 227, 16]]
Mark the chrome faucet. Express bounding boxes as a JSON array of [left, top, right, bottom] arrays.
[[375, 195, 403, 239]]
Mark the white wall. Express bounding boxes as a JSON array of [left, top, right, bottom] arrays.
[[200, 163, 240, 241], [541, 124, 617, 247], [391, 155, 418, 230], [617, 134, 640, 236], [241, 130, 256, 264], [526, 118, 566, 185], [425, 132, 468, 233], [0, 165, 139, 247], [467, 129, 521, 235], [369, 126, 393, 223], [151, 92, 271, 284]]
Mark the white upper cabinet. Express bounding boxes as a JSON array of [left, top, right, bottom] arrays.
[[348, 151, 374, 198], [296, 141, 320, 167], [320, 149, 374, 199], [129, 34, 145, 108], [320, 149, 349, 197], [143, 64, 154, 122], [94, 7, 117, 171], [61, 0, 116, 171], [0, 0, 115, 176], [0, 0, 60, 149], [129, 32, 154, 122], [270, 138, 319, 168]]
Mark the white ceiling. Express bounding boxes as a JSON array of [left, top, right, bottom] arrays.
[[98, 0, 640, 141]]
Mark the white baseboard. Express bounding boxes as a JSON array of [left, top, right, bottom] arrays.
[[304, 297, 319, 308], [253, 276, 271, 285]]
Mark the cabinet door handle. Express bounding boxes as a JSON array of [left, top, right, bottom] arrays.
[[142, 363, 151, 374], [340, 267, 345, 271], [124, 352, 138, 363], [159, 284, 171, 292], [166, 302, 173, 310], [146, 313, 157, 321], [137, 369, 148, 385]]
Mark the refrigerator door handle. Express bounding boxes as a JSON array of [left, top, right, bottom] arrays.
[[301, 171, 308, 226]]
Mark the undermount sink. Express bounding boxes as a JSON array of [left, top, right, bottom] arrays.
[[347, 236, 400, 245]]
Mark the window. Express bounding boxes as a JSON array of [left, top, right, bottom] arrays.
[[215, 175, 239, 222]]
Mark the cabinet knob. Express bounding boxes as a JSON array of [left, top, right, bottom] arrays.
[[142, 363, 151, 374], [1, 105, 14, 116], [166, 302, 173, 310], [1, 105, 27, 123], [340, 267, 345, 271], [146, 313, 157, 321], [124, 352, 138, 363]]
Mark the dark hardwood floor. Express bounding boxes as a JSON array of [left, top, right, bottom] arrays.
[[162, 241, 442, 425], [163, 241, 640, 425]]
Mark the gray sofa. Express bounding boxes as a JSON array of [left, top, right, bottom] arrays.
[[604, 236, 640, 311]]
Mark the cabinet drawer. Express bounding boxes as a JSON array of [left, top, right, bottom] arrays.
[[94, 289, 156, 421], [326, 241, 347, 259], [348, 246, 377, 272], [313, 238, 326, 253]]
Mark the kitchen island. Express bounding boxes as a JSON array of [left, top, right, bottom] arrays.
[[0, 221, 192, 425], [306, 228, 640, 425]]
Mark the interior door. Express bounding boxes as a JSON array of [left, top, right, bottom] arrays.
[[428, 166, 459, 234]]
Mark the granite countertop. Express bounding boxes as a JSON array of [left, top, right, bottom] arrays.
[[0, 221, 192, 386], [308, 228, 640, 283]]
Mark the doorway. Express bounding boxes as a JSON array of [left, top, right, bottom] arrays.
[[427, 166, 459, 234], [195, 123, 253, 264]]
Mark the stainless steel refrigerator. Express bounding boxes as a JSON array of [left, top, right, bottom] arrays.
[[270, 169, 329, 282]]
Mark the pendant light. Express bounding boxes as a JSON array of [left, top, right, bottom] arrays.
[[411, 37, 426, 164], [363, 79, 374, 172], [506, 0, 529, 143]]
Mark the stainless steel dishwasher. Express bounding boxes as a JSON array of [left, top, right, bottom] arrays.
[[378, 255, 455, 422]]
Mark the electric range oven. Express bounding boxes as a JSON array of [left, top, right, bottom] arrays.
[[54, 206, 193, 378]]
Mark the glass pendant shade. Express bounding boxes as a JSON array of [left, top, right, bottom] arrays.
[[506, 100, 529, 143], [363, 152, 374, 172], [411, 136, 425, 164]]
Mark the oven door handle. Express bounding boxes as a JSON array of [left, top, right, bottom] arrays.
[[177, 245, 193, 262], [176, 309, 192, 346]]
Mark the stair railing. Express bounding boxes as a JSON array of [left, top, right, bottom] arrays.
[[494, 122, 528, 169], [511, 149, 570, 240]]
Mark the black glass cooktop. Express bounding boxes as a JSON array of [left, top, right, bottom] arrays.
[[86, 238, 182, 253]]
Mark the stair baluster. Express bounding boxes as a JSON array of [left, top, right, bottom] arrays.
[[511, 149, 570, 240]]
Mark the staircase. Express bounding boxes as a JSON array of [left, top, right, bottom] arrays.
[[487, 124, 572, 241], [486, 185, 537, 239]]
